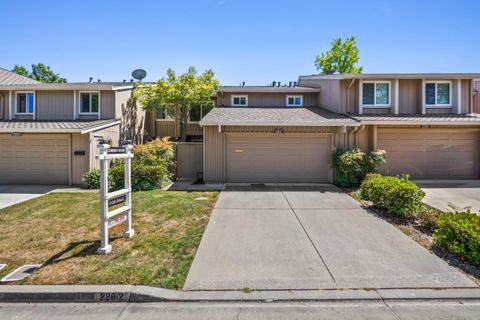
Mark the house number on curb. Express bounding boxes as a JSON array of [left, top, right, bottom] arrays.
[[96, 142, 135, 254]]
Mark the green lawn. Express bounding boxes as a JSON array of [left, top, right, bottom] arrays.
[[0, 190, 219, 288]]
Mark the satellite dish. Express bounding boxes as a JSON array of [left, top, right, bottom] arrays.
[[131, 69, 147, 81]]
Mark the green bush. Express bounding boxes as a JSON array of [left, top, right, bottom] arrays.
[[83, 168, 101, 189], [433, 211, 480, 266], [331, 148, 386, 187], [133, 137, 174, 167], [360, 174, 425, 216], [110, 164, 171, 192]]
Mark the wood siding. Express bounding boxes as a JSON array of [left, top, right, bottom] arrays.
[[0, 90, 10, 120], [36, 90, 74, 120], [174, 142, 203, 179], [116, 89, 145, 144], [398, 79, 421, 114], [474, 80, 480, 113], [153, 120, 202, 139], [100, 90, 115, 119], [203, 126, 225, 182], [71, 133, 90, 184], [89, 124, 120, 169], [216, 92, 319, 107]]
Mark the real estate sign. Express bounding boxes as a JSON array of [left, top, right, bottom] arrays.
[[96, 142, 135, 254]]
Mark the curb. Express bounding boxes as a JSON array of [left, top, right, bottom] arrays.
[[1, 286, 480, 303]]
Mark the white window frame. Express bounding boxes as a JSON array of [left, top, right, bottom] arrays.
[[79, 91, 101, 115], [286, 95, 303, 107], [361, 81, 391, 108], [15, 91, 35, 115], [424, 80, 452, 108], [155, 109, 174, 121], [231, 95, 248, 107]]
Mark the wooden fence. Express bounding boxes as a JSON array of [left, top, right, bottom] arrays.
[[172, 142, 203, 180]]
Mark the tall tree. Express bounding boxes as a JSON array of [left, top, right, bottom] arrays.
[[136, 67, 219, 141], [315, 37, 363, 74], [12, 63, 66, 83]]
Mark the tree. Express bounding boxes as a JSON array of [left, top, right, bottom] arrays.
[[136, 67, 219, 141], [315, 37, 363, 74], [12, 63, 66, 83]]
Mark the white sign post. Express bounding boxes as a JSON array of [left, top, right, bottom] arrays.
[[96, 142, 134, 255]]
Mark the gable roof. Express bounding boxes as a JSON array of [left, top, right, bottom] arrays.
[[0, 67, 40, 85], [0, 119, 120, 133], [200, 107, 358, 127], [217, 86, 320, 93]]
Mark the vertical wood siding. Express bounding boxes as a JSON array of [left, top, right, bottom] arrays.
[[36, 90, 74, 120], [399, 79, 420, 114], [100, 90, 115, 119], [0, 90, 10, 120], [88, 124, 120, 169], [71, 133, 90, 184], [174, 142, 204, 179], [216, 92, 319, 107], [203, 126, 225, 182], [474, 80, 480, 113], [116, 89, 145, 144]]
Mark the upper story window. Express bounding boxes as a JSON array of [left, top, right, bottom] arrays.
[[286, 95, 303, 107], [156, 109, 174, 120], [231, 95, 248, 106], [189, 104, 213, 122], [362, 81, 390, 107], [80, 92, 99, 114], [425, 81, 451, 106], [16, 92, 35, 114]]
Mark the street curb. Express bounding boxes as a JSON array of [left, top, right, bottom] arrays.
[[1, 286, 480, 303]]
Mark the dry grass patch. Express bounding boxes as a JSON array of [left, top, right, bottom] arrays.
[[0, 190, 218, 289]]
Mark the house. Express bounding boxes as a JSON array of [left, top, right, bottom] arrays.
[[199, 74, 480, 183], [0, 68, 144, 185]]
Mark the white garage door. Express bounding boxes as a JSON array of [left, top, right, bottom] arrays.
[[377, 128, 478, 179], [226, 133, 332, 183], [0, 134, 70, 184]]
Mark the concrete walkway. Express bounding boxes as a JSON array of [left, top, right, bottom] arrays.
[[414, 180, 480, 214], [184, 184, 476, 290]]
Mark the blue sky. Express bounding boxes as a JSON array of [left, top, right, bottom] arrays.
[[1, 0, 478, 85]]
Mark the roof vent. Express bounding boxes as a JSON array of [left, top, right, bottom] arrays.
[[123, 79, 126, 83], [130, 79, 134, 82], [277, 81, 281, 87], [272, 81, 276, 87], [89, 77, 93, 83], [293, 81, 297, 87], [97, 79, 102, 83], [289, 81, 292, 87]]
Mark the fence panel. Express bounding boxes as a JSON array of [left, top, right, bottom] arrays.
[[173, 142, 203, 180]]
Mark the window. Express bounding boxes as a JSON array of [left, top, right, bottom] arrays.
[[79, 92, 99, 113], [156, 109, 173, 120], [231, 95, 248, 106], [286, 95, 303, 107], [362, 82, 390, 106], [189, 104, 213, 122], [425, 81, 451, 106], [16, 92, 35, 114]]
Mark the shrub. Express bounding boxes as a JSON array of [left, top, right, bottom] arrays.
[[110, 164, 171, 192], [331, 148, 386, 187], [417, 207, 441, 232], [433, 211, 480, 266], [83, 168, 101, 189], [133, 137, 174, 167], [360, 174, 425, 216]]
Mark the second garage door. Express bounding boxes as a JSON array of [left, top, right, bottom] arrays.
[[226, 134, 332, 183], [377, 128, 479, 179], [0, 134, 70, 184]]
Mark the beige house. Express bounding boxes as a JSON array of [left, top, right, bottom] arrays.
[[199, 74, 480, 183], [0, 68, 144, 185]]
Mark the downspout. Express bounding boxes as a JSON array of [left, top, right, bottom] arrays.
[[350, 124, 365, 148], [346, 78, 356, 114]]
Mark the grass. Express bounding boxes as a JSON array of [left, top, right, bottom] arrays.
[[0, 190, 219, 289]]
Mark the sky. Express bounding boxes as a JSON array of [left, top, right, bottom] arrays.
[[1, 0, 478, 85]]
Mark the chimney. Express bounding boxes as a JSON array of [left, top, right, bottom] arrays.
[[277, 81, 281, 87], [89, 77, 93, 83], [289, 81, 292, 87], [293, 81, 297, 87], [272, 81, 276, 87]]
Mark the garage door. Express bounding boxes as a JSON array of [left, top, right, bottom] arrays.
[[226, 134, 332, 183], [0, 134, 70, 184], [377, 128, 478, 179]]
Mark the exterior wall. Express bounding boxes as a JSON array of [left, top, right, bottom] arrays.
[[174, 142, 203, 179], [100, 90, 115, 119], [116, 90, 145, 144], [152, 118, 203, 139], [474, 80, 480, 113], [398, 79, 421, 114], [216, 92, 319, 107], [36, 90, 74, 120], [71, 133, 90, 184], [89, 124, 120, 170], [0, 90, 10, 120], [318, 80, 343, 113], [203, 126, 225, 182]]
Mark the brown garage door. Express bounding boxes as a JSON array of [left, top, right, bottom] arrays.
[[0, 134, 70, 184], [377, 128, 478, 179], [226, 133, 332, 183]]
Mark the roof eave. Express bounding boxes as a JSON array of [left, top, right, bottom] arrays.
[[199, 121, 359, 127], [80, 120, 121, 134]]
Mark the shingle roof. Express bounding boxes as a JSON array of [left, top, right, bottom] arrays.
[[350, 113, 480, 125], [200, 107, 358, 126], [217, 86, 320, 93], [0, 67, 40, 85], [0, 119, 120, 133], [0, 82, 135, 90]]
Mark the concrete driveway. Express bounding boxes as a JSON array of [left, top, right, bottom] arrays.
[[414, 180, 480, 214], [0, 185, 92, 210], [184, 184, 475, 290]]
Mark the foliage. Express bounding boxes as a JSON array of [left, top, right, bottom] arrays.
[[331, 148, 386, 187], [135, 67, 219, 141], [12, 63, 66, 83], [82, 168, 101, 189], [133, 137, 174, 167], [110, 164, 171, 192], [315, 37, 363, 74], [360, 174, 425, 216], [417, 207, 441, 233], [433, 211, 480, 266]]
